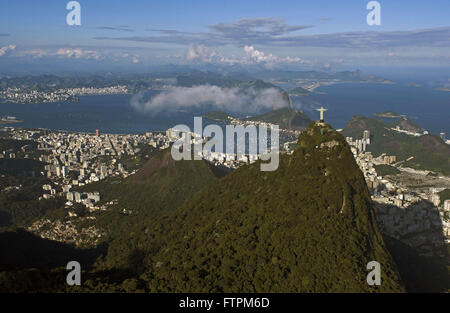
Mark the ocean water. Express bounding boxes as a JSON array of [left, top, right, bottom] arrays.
[[0, 94, 199, 134], [0, 83, 449, 135], [295, 83, 449, 135]]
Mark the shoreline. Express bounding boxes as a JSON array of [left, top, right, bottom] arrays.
[[0, 92, 131, 105], [0, 120, 23, 125]]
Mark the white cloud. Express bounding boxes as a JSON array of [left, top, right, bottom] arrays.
[[6, 46, 148, 64], [131, 85, 288, 115], [244, 45, 277, 63], [0, 45, 16, 57], [243, 45, 307, 68], [17, 48, 48, 58], [6, 46, 103, 60], [186, 44, 218, 62], [185, 44, 308, 68], [56, 48, 102, 60]]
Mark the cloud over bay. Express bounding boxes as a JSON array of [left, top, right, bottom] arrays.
[[131, 85, 288, 115]]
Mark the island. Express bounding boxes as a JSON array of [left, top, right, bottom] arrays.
[[374, 111, 403, 119], [0, 116, 23, 125]]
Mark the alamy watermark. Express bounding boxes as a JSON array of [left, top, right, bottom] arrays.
[[66, 1, 381, 27], [170, 117, 279, 171], [366, 261, 381, 286], [66, 1, 81, 26], [367, 1, 381, 26], [66, 261, 81, 286]]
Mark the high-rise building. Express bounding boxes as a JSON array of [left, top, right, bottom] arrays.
[[100, 165, 108, 179], [363, 130, 371, 145], [429, 194, 440, 207], [74, 192, 81, 203], [363, 130, 370, 141], [445, 200, 450, 211], [66, 192, 74, 201]]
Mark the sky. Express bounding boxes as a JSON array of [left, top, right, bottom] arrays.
[[0, 0, 449, 73]]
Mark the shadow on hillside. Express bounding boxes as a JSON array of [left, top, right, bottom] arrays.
[[373, 199, 449, 292], [0, 211, 11, 228], [0, 228, 107, 271], [384, 235, 450, 293], [206, 161, 232, 178], [0, 158, 45, 177]]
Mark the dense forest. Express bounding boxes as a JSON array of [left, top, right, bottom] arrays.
[[0, 123, 414, 292]]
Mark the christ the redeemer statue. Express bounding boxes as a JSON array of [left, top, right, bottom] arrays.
[[316, 107, 328, 122]]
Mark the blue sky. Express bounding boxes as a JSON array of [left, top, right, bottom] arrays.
[[0, 0, 449, 72]]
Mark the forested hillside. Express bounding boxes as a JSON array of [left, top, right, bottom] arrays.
[[1, 123, 405, 292]]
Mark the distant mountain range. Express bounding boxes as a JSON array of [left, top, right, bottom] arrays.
[[255, 69, 392, 83], [0, 69, 391, 94]]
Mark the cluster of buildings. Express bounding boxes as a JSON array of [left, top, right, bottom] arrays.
[[0, 85, 128, 104], [65, 191, 101, 210], [6, 123, 296, 207], [27, 218, 103, 247], [166, 125, 297, 169], [2, 127, 175, 245], [346, 130, 450, 256], [64, 85, 128, 96], [345, 130, 371, 154], [202, 150, 261, 169], [7, 123, 298, 245], [0, 87, 74, 103], [391, 125, 450, 145], [7, 128, 171, 208], [390, 125, 429, 137], [166, 128, 263, 169]]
